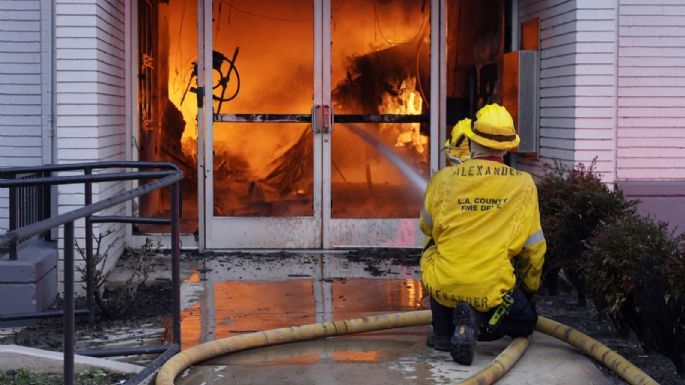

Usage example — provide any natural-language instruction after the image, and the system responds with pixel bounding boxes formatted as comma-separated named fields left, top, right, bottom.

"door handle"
left=312, top=105, right=334, bottom=134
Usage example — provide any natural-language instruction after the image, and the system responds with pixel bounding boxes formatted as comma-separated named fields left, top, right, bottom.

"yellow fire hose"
left=535, top=316, right=658, bottom=385
left=155, top=311, right=658, bottom=385
left=456, top=335, right=530, bottom=385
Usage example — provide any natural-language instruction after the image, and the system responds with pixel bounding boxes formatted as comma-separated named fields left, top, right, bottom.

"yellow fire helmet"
left=463, top=103, right=520, bottom=150
left=443, top=118, right=471, bottom=164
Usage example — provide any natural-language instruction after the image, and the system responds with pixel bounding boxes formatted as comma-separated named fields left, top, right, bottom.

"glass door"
left=203, top=0, right=324, bottom=248
left=142, top=0, right=509, bottom=249
left=325, top=0, right=434, bottom=247
left=202, top=0, right=438, bottom=249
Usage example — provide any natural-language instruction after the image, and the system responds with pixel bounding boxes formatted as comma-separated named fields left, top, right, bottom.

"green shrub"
left=583, top=215, right=665, bottom=314
left=637, top=238, right=685, bottom=377
left=0, top=368, right=126, bottom=385
left=583, top=214, right=685, bottom=377
left=537, top=160, right=636, bottom=305
left=664, top=244, right=685, bottom=301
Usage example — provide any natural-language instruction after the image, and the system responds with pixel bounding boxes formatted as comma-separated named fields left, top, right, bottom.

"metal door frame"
left=323, top=0, right=444, bottom=248
left=200, top=0, right=446, bottom=249
left=201, top=0, right=324, bottom=249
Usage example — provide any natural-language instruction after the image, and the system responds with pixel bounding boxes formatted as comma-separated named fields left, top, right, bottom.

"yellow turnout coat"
left=419, top=158, right=546, bottom=312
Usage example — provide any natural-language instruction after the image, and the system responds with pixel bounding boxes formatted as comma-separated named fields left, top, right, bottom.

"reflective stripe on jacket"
left=419, top=158, right=546, bottom=312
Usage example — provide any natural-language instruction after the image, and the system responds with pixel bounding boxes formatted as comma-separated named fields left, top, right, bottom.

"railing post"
left=84, top=168, right=94, bottom=324
left=64, top=221, right=75, bottom=385
left=8, top=176, right=18, bottom=260
left=42, top=171, right=52, bottom=240
left=171, top=181, right=181, bottom=346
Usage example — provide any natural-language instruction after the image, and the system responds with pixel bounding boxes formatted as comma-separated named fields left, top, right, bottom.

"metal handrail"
left=0, top=160, right=180, bottom=176
left=0, top=172, right=179, bottom=244
left=0, top=161, right=184, bottom=385
left=0, top=161, right=182, bottom=259
left=0, top=170, right=178, bottom=187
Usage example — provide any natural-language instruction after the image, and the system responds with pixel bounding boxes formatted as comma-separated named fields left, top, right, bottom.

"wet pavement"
left=175, top=252, right=620, bottom=385
left=179, top=252, right=423, bottom=349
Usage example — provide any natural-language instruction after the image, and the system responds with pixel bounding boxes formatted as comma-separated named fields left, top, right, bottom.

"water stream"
left=342, top=124, right=429, bottom=192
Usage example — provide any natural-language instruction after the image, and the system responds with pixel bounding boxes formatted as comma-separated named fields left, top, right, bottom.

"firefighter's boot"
left=426, top=332, right=452, bottom=352
left=450, top=302, right=479, bottom=365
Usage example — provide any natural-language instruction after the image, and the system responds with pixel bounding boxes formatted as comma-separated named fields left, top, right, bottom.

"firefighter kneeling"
left=420, top=103, right=546, bottom=365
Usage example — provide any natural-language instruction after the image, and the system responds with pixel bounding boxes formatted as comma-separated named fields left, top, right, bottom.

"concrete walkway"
left=176, top=328, right=616, bottom=385
left=0, top=345, right=143, bottom=374
left=173, top=252, right=620, bottom=385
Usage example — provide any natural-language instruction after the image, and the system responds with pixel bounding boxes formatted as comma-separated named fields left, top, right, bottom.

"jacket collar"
left=471, top=156, right=504, bottom=163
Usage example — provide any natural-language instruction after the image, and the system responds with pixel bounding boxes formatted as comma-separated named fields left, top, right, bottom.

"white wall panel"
left=55, top=0, right=127, bottom=289
left=0, top=0, right=44, bottom=231
left=518, top=0, right=618, bottom=183
left=617, top=0, right=685, bottom=180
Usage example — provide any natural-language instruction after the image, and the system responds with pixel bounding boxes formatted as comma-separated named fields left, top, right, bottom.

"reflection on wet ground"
left=180, top=253, right=424, bottom=350
left=177, top=330, right=481, bottom=385
left=175, top=252, right=478, bottom=385
left=175, top=252, right=616, bottom=385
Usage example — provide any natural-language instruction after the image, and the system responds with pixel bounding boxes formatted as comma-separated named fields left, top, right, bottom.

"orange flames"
left=149, top=0, right=429, bottom=220
left=382, top=77, right=428, bottom=154
left=139, top=0, right=509, bottom=228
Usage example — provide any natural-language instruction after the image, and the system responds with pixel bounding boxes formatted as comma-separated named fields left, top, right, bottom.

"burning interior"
left=137, top=0, right=504, bottom=234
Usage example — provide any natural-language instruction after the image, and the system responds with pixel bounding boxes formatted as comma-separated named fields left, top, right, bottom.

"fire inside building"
left=135, top=0, right=528, bottom=249
left=4, top=1, right=685, bottom=383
